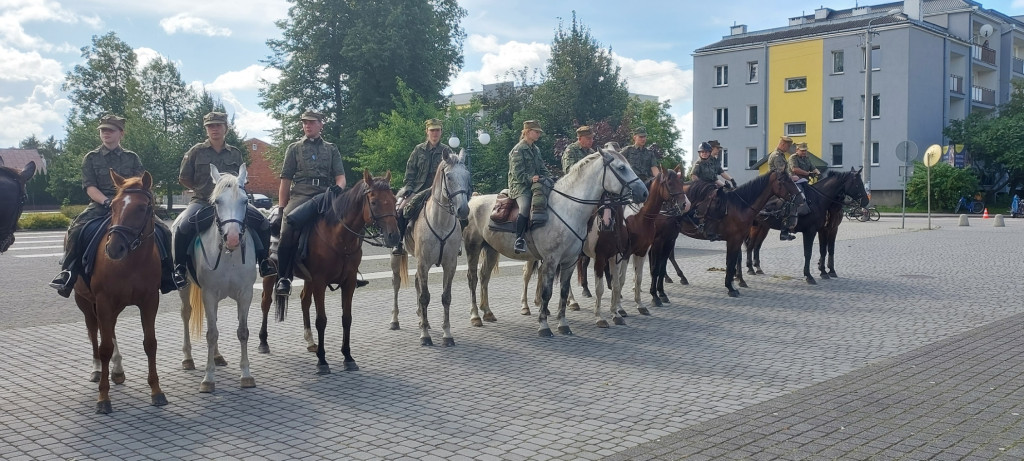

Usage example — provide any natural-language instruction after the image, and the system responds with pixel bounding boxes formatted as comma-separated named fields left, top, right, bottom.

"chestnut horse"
left=259, top=170, right=400, bottom=374
left=744, top=168, right=868, bottom=283
left=0, top=161, right=36, bottom=254
left=74, top=170, right=167, bottom=413
left=677, top=171, right=801, bottom=297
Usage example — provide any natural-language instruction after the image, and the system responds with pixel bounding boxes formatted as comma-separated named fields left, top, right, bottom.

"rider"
left=765, top=135, right=800, bottom=241
left=392, top=118, right=455, bottom=256
left=49, top=115, right=180, bottom=297
left=508, top=120, right=550, bottom=254
left=707, top=140, right=738, bottom=188
left=789, top=142, right=821, bottom=185
left=172, top=111, right=276, bottom=286
left=687, top=142, right=725, bottom=240
left=620, top=126, right=661, bottom=184
left=561, top=125, right=611, bottom=229
left=274, top=110, right=347, bottom=296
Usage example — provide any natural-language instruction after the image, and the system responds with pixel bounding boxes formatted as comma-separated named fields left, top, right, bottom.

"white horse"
left=464, top=149, right=648, bottom=336
left=174, top=164, right=258, bottom=393
left=390, top=150, right=472, bottom=346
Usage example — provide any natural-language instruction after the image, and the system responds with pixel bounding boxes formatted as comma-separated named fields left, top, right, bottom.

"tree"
left=355, top=79, right=443, bottom=187
left=62, top=32, right=140, bottom=119
left=18, top=135, right=59, bottom=206
left=261, top=0, right=467, bottom=183
left=906, top=161, right=979, bottom=210
left=621, top=97, right=685, bottom=171
left=139, top=57, right=193, bottom=137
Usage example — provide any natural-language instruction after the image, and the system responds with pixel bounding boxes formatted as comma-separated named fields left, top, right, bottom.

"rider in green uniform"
left=392, top=118, right=455, bottom=256
left=508, top=120, right=549, bottom=254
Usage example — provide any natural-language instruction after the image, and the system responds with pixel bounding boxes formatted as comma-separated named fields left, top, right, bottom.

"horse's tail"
left=189, top=284, right=204, bottom=340
left=398, top=253, right=409, bottom=288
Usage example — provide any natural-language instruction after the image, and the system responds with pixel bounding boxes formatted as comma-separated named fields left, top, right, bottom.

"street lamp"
left=447, top=116, right=490, bottom=172
left=862, top=8, right=902, bottom=198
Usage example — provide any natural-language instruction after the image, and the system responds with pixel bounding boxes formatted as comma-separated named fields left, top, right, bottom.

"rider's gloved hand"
left=102, top=198, right=112, bottom=209
left=730, top=178, right=738, bottom=189
left=329, top=184, right=343, bottom=195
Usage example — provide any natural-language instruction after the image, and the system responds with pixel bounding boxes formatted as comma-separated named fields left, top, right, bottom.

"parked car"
left=248, top=193, right=273, bottom=210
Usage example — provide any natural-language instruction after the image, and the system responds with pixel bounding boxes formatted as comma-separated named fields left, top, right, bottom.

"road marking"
left=251, top=260, right=527, bottom=289
left=7, top=245, right=63, bottom=251
left=14, top=253, right=63, bottom=258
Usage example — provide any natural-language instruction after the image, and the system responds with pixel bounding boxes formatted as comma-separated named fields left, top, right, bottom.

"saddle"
left=488, top=192, right=518, bottom=233
left=79, top=215, right=169, bottom=286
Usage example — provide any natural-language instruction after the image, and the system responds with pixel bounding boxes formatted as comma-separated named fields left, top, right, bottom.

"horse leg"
left=614, top=258, right=630, bottom=318
left=658, top=238, right=675, bottom=302
left=826, top=229, right=838, bottom=278
left=440, top=261, right=456, bottom=347
left=94, top=306, right=118, bottom=414
left=593, top=256, right=609, bottom=328
left=200, top=294, right=219, bottom=393
left=668, top=248, right=688, bottom=285
left=520, top=261, right=535, bottom=316
left=632, top=254, right=649, bottom=315
left=312, top=287, right=330, bottom=374
left=534, top=263, right=543, bottom=308
left=416, top=261, right=433, bottom=346
left=725, top=244, right=740, bottom=297
left=258, top=276, right=274, bottom=354
left=578, top=255, right=593, bottom=298
left=390, top=254, right=405, bottom=330
left=647, top=248, right=662, bottom=307
left=536, top=262, right=555, bottom=337
left=339, top=285, right=359, bottom=372
left=179, top=287, right=196, bottom=369
left=663, top=247, right=674, bottom=284
left=567, top=283, right=580, bottom=311
left=803, top=232, right=817, bottom=285
left=237, top=290, right=255, bottom=389
left=555, top=263, right=574, bottom=336
left=302, top=286, right=316, bottom=352
left=79, top=299, right=103, bottom=383
left=478, top=247, right=498, bottom=322
left=139, top=293, right=166, bottom=408
left=110, top=338, right=124, bottom=385
left=466, top=240, right=483, bottom=327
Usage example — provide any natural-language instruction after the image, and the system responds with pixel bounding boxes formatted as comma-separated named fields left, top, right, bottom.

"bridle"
left=345, top=185, right=397, bottom=247
left=543, top=151, right=645, bottom=245
left=198, top=186, right=249, bottom=270
left=432, top=163, right=470, bottom=217
left=106, top=188, right=155, bottom=253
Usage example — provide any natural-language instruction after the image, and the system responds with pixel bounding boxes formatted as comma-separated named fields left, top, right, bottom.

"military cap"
left=425, top=118, right=443, bottom=130
left=795, top=142, right=809, bottom=151
left=575, top=125, right=594, bottom=137
left=203, top=111, right=228, bottom=126
left=708, top=140, right=721, bottom=148
left=779, top=135, right=793, bottom=143
left=300, top=110, right=324, bottom=122
left=98, top=115, right=126, bottom=131
left=523, top=120, right=543, bottom=132
left=632, top=126, right=647, bottom=136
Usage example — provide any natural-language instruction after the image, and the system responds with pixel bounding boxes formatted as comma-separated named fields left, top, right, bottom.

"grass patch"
left=19, top=212, right=70, bottom=230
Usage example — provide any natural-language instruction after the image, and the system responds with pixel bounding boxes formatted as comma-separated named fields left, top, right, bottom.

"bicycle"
left=844, top=204, right=880, bottom=222
left=953, top=195, right=985, bottom=214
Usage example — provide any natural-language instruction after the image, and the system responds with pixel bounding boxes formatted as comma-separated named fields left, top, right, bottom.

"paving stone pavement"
left=0, top=216, right=1020, bottom=460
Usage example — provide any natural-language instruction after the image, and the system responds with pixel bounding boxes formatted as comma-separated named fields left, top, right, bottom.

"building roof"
left=0, top=149, right=46, bottom=173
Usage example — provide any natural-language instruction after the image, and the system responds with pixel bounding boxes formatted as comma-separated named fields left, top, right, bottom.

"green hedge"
left=19, top=213, right=71, bottom=230
left=60, top=204, right=87, bottom=219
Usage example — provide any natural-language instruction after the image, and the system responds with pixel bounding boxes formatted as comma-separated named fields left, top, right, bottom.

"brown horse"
left=74, top=170, right=167, bottom=413
left=744, top=168, right=868, bottom=283
left=0, top=161, right=36, bottom=253
left=259, top=170, right=400, bottom=374
left=677, top=171, right=801, bottom=297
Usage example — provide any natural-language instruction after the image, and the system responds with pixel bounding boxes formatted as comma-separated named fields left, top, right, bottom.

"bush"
left=60, top=204, right=87, bottom=219
left=19, top=213, right=71, bottom=230
left=906, top=161, right=980, bottom=211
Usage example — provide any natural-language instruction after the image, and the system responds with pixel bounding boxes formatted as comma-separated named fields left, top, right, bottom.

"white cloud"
left=159, top=13, right=231, bottom=37
left=0, top=82, right=69, bottom=147
left=448, top=34, right=550, bottom=93
left=676, top=111, right=693, bottom=162
left=133, top=47, right=165, bottom=69
left=0, top=0, right=101, bottom=51
left=206, top=65, right=280, bottom=92
left=0, top=44, right=62, bottom=81
left=615, top=55, right=692, bottom=106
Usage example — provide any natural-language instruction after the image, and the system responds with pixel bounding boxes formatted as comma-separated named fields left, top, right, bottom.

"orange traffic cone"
left=983, top=208, right=990, bottom=219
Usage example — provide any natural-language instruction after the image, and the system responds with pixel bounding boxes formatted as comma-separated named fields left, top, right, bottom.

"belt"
left=294, top=177, right=330, bottom=187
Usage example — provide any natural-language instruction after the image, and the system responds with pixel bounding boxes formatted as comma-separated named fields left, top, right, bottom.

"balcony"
left=972, top=45, right=996, bottom=65
left=1014, top=57, right=1024, bottom=75
left=972, top=85, right=996, bottom=105
left=950, top=74, right=964, bottom=94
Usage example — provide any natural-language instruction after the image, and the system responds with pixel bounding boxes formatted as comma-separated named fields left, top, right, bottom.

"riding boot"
left=514, top=215, right=529, bottom=254
left=172, top=219, right=196, bottom=287
left=392, top=213, right=408, bottom=256
left=274, top=225, right=299, bottom=296
left=245, top=205, right=277, bottom=277
left=779, top=215, right=797, bottom=241
left=50, top=229, right=82, bottom=298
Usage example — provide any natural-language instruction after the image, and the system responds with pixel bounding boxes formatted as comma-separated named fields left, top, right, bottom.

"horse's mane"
left=326, top=176, right=392, bottom=222
left=687, top=180, right=717, bottom=201
left=725, top=173, right=773, bottom=206
left=210, top=172, right=243, bottom=204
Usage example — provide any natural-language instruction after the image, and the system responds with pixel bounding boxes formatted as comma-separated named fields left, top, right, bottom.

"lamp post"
left=862, top=9, right=902, bottom=198
left=447, top=116, right=490, bottom=172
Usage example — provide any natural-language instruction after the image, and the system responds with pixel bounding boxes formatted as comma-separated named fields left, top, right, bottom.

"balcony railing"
left=950, top=74, right=964, bottom=94
left=1013, top=57, right=1024, bottom=74
left=972, top=45, right=996, bottom=65
left=972, top=85, right=996, bottom=105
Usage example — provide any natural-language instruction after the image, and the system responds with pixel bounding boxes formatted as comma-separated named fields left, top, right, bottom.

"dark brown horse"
left=74, top=170, right=167, bottom=413
left=0, top=161, right=36, bottom=253
left=744, top=168, right=868, bottom=283
left=259, top=170, right=400, bottom=374
left=676, top=171, right=801, bottom=297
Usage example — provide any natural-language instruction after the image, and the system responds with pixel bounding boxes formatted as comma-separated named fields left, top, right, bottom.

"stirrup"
left=49, top=270, right=71, bottom=290
left=514, top=238, right=527, bottom=254
left=391, top=243, right=406, bottom=256
left=171, top=265, right=188, bottom=289
left=275, top=278, right=292, bottom=296
left=258, top=260, right=277, bottom=277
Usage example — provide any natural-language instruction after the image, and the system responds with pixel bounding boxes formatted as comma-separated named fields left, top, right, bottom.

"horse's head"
left=598, top=147, right=648, bottom=203
left=209, top=164, right=249, bottom=251
left=361, top=169, right=401, bottom=248
left=769, top=170, right=803, bottom=209
left=106, top=169, right=155, bottom=260
left=847, top=167, right=870, bottom=207
left=438, top=149, right=472, bottom=220
left=651, top=168, right=689, bottom=214
left=0, top=161, right=36, bottom=253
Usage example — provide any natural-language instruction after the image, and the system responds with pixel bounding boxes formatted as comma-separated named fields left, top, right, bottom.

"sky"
left=3, top=0, right=1024, bottom=161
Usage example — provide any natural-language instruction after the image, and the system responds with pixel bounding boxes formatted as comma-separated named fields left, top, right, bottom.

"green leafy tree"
left=944, top=79, right=1024, bottom=199
left=355, top=79, right=444, bottom=187
left=62, top=32, right=140, bottom=118
left=18, top=135, right=59, bottom=206
left=906, top=161, right=979, bottom=210
left=621, top=97, right=685, bottom=171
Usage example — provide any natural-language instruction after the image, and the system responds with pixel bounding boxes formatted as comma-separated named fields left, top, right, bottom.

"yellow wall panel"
left=767, top=40, right=823, bottom=159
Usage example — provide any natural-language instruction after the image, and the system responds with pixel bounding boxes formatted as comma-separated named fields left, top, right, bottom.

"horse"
left=463, top=149, right=648, bottom=336
left=676, top=171, right=801, bottom=297
left=174, top=164, right=259, bottom=392
left=390, top=150, right=471, bottom=346
left=73, top=170, right=167, bottom=414
left=258, top=170, right=400, bottom=374
left=744, top=168, right=868, bottom=284
left=0, top=161, right=36, bottom=254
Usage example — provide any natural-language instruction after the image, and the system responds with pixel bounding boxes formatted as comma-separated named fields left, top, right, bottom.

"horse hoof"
left=637, top=307, right=651, bottom=316
left=617, top=309, right=628, bottom=317
left=112, top=372, right=125, bottom=385
left=181, top=359, right=195, bottom=370
left=389, top=321, right=400, bottom=331
left=806, top=277, right=817, bottom=285
left=568, top=303, right=580, bottom=311
left=739, top=281, right=749, bottom=288
left=307, top=344, right=318, bottom=353
left=755, top=269, right=765, bottom=275
left=240, top=377, right=256, bottom=388
left=151, top=393, right=167, bottom=407
left=421, top=337, right=433, bottom=347
left=746, top=269, right=755, bottom=275
left=651, top=297, right=663, bottom=307
left=443, top=338, right=455, bottom=347
left=470, top=318, right=483, bottom=327
left=538, top=328, right=553, bottom=337
left=96, top=399, right=112, bottom=414
left=659, top=294, right=669, bottom=303
left=680, top=278, right=689, bottom=285
left=317, top=364, right=332, bottom=375
left=596, top=319, right=609, bottom=328
left=819, top=272, right=830, bottom=280
left=344, top=361, right=359, bottom=371
left=89, top=371, right=101, bottom=383
left=728, top=290, right=739, bottom=298
left=557, top=325, right=573, bottom=335
left=521, top=308, right=531, bottom=316
left=612, top=317, right=626, bottom=326
left=258, top=343, right=270, bottom=354
left=581, top=288, right=592, bottom=298
left=483, top=312, right=497, bottom=322
left=199, top=382, right=214, bottom=393
left=828, top=271, right=838, bottom=278
left=214, top=356, right=228, bottom=367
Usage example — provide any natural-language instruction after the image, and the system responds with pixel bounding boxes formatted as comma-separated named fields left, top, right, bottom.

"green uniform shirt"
left=688, top=158, right=723, bottom=182
left=508, top=140, right=548, bottom=199
left=281, top=136, right=346, bottom=198
left=561, top=141, right=595, bottom=173
left=766, top=149, right=792, bottom=176
left=789, top=154, right=815, bottom=178
left=621, top=144, right=656, bottom=182
left=400, top=141, right=454, bottom=198
left=178, top=140, right=244, bottom=203
left=81, top=145, right=144, bottom=197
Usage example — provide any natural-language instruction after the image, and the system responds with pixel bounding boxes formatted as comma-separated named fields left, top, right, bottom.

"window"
left=785, top=122, right=806, bottom=136
left=747, top=105, right=758, bottom=126
left=863, top=45, right=880, bottom=71
left=872, top=142, right=880, bottom=165
left=747, top=61, right=758, bottom=83
left=860, top=94, right=881, bottom=118
left=252, top=143, right=258, bottom=151
left=715, top=65, right=728, bottom=86
left=832, top=51, right=844, bottom=74
left=714, top=108, right=729, bottom=128
left=786, top=77, right=807, bottom=92
left=831, top=98, right=844, bottom=121
left=722, top=149, right=729, bottom=169
left=831, top=144, right=843, bottom=166
left=747, top=148, right=759, bottom=168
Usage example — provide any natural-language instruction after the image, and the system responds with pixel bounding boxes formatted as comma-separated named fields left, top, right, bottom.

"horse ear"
left=142, top=171, right=153, bottom=190
left=110, top=168, right=126, bottom=188
left=442, top=149, right=451, bottom=163
left=363, top=169, right=371, bottom=183
left=459, top=149, right=466, bottom=163
left=674, top=164, right=682, bottom=173
left=237, top=163, right=248, bottom=187
left=384, top=170, right=392, bottom=183
left=20, top=161, right=36, bottom=184
left=209, top=164, right=221, bottom=184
